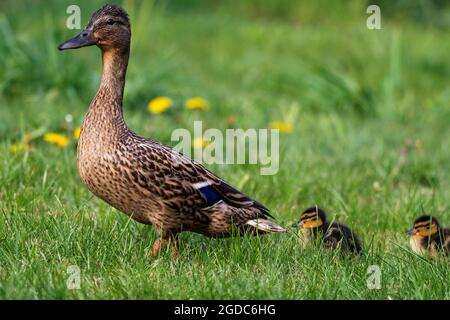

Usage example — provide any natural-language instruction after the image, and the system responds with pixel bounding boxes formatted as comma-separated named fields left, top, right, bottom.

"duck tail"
left=245, top=219, right=287, bottom=233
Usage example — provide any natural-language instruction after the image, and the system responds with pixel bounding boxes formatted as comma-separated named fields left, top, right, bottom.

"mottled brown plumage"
left=58, top=5, right=285, bottom=255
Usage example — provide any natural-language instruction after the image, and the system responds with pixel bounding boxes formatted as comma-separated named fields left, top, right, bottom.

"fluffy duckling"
left=406, top=215, right=450, bottom=257
left=292, top=207, right=363, bottom=256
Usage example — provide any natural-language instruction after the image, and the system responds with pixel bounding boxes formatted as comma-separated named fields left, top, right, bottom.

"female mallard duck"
left=406, top=215, right=450, bottom=257
left=292, top=206, right=363, bottom=256
left=58, top=5, right=285, bottom=256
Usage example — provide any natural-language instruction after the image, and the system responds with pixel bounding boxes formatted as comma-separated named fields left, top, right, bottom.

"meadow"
left=0, top=0, right=449, bottom=299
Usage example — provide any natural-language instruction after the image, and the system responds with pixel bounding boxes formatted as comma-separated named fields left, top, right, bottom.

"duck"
left=292, top=206, right=363, bottom=256
left=406, top=215, right=450, bottom=258
left=58, top=5, right=286, bottom=257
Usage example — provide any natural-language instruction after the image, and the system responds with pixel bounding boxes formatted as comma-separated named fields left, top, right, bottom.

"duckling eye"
left=106, top=19, right=115, bottom=25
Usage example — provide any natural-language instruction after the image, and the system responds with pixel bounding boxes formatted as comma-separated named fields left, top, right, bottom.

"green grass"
left=0, top=0, right=449, bottom=299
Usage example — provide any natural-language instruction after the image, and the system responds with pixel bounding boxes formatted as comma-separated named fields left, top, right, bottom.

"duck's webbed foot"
left=150, top=231, right=178, bottom=259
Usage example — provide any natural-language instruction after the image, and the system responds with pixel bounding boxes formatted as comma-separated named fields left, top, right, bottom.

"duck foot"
left=151, top=238, right=178, bottom=259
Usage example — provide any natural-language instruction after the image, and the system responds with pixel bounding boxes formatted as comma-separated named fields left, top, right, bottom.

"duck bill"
left=58, top=30, right=96, bottom=51
left=405, top=228, right=417, bottom=235
left=291, top=221, right=303, bottom=228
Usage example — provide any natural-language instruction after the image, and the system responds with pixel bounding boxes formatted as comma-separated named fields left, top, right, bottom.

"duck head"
left=292, top=206, right=327, bottom=229
left=58, top=5, right=130, bottom=52
left=406, top=215, right=440, bottom=238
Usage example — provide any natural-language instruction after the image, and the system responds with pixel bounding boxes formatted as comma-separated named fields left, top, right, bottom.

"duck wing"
left=203, top=179, right=271, bottom=216
left=324, top=222, right=363, bottom=255
left=133, top=138, right=273, bottom=219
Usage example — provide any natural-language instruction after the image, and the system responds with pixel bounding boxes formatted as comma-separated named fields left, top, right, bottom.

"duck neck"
left=99, top=47, right=129, bottom=101
left=84, top=46, right=130, bottom=139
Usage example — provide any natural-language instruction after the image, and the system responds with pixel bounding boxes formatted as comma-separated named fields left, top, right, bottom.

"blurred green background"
left=0, top=0, right=449, bottom=299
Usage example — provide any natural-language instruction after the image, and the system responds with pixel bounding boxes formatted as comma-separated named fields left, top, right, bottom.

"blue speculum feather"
left=198, top=185, right=222, bottom=207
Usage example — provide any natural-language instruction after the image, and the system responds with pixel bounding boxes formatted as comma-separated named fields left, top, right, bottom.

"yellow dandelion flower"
left=270, top=121, right=294, bottom=134
left=43, top=133, right=70, bottom=148
left=192, top=137, right=210, bottom=149
left=186, top=97, right=208, bottom=110
left=148, top=96, right=172, bottom=114
left=73, top=127, right=81, bottom=140
left=10, top=143, right=31, bottom=154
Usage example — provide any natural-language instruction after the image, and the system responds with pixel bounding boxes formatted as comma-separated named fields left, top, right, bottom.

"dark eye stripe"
left=414, top=223, right=431, bottom=229
left=301, top=214, right=318, bottom=221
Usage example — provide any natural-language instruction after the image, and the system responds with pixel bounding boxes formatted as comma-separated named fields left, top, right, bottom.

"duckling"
left=292, top=207, right=363, bottom=256
left=406, top=215, right=450, bottom=257
left=58, top=5, right=285, bottom=257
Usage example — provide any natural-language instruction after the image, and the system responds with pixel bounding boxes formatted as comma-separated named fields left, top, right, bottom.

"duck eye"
left=106, top=19, right=115, bottom=25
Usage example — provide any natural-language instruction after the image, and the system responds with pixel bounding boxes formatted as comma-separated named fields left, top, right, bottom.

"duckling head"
left=406, top=215, right=440, bottom=238
left=292, top=206, right=327, bottom=229
left=59, top=5, right=130, bottom=52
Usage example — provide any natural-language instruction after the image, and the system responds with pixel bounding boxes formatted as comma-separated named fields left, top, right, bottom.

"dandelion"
left=192, top=137, right=210, bottom=149
left=10, top=132, right=34, bottom=154
left=73, top=127, right=81, bottom=140
left=148, top=96, right=172, bottom=114
left=10, top=143, right=31, bottom=154
left=43, top=133, right=70, bottom=148
left=270, top=121, right=294, bottom=134
left=185, top=97, right=208, bottom=110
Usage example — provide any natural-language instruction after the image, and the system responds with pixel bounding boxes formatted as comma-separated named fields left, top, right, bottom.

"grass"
left=0, top=0, right=449, bottom=299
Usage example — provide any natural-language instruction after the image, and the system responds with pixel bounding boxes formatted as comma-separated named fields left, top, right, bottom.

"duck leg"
left=151, top=230, right=179, bottom=259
